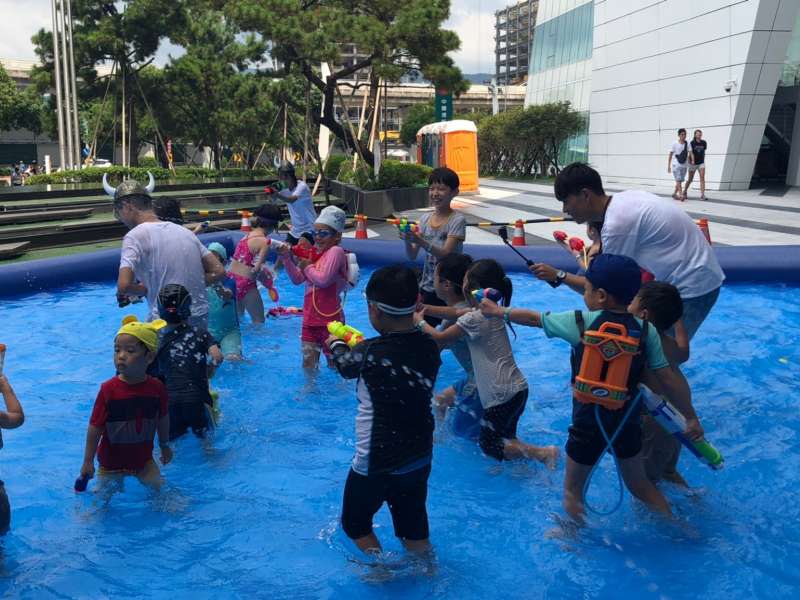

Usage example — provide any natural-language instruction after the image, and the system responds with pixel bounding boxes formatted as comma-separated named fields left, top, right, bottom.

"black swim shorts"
left=479, top=388, right=528, bottom=461
left=566, top=409, right=642, bottom=466
left=341, top=463, right=431, bottom=541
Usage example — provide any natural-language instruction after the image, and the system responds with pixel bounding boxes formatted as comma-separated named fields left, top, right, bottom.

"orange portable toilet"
left=416, top=120, right=479, bottom=193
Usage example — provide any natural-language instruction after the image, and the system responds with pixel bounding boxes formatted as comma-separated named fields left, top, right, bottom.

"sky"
left=0, top=0, right=508, bottom=75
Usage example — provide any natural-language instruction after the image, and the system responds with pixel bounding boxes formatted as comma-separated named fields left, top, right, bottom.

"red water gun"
left=291, top=244, right=323, bottom=263
left=553, top=230, right=568, bottom=243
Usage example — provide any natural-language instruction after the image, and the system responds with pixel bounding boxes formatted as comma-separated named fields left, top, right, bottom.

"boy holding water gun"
left=326, top=266, right=441, bottom=556
left=79, top=318, right=172, bottom=491
left=0, top=344, right=24, bottom=532
left=480, top=254, right=705, bottom=523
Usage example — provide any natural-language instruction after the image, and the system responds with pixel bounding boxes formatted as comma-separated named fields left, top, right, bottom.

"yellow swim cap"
left=116, top=315, right=166, bottom=351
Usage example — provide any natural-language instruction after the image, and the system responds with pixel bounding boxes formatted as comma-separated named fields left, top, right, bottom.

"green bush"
left=324, top=154, right=348, bottom=179
left=25, top=165, right=276, bottom=186
left=336, top=159, right=431, bottom=191
left=138, top=156, right=160, bottom=168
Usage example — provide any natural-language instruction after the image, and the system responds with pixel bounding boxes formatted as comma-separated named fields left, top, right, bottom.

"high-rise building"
left=495, top=1, right=539, bottom=86
left=526, top=0, right=800, bottom=191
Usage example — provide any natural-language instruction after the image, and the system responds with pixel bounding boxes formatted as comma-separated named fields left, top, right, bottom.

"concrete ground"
left=344, top=178, right=800, bottom=247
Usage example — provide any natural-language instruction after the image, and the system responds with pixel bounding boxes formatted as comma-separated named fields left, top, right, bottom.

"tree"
left=0, top=64, right=44, bottom=134
left=399, top=101, right=434, bottom=146
left=226, top=0, right=468, bottom=165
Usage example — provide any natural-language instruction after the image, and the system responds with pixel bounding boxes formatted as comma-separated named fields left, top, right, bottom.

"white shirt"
left=279, top=181, right=316, bottom=238
left=120, top=221, right=211, bottom=318
left=601, top=190, right=725, bottom=298
left=670, top=140, right=690, bottom=166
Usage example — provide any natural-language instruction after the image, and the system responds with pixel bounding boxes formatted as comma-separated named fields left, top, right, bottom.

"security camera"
left=724, top=80, right=736, bottom=93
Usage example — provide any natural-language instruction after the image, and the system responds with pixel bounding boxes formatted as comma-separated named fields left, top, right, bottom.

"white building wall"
left=589, top=0, right=800, bottom=191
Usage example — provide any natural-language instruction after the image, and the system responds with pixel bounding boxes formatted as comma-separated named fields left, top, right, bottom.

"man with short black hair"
left=108, top=175, right=225, bottom=327
left=668, top=128, right=693, bottom=201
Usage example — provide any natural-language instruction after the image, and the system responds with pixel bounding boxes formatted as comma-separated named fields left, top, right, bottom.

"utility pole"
left=65, top=0, right=81, bottom=168
left=57, top=0, right=74, bottom=168
left=50, top=0, right=67, bottom=170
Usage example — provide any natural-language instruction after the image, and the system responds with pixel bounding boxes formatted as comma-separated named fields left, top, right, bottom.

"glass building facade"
left=529, top=1, right=593, bottom=75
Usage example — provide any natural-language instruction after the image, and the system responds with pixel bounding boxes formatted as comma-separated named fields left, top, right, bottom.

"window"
left=528, top=1, right=593, bottom=76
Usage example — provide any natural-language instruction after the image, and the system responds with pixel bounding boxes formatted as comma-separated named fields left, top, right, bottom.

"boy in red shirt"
left=79, top=316, right=173, bottom=489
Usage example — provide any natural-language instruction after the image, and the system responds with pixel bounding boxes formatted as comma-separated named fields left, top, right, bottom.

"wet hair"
left=436, top=253, right=473, bottom=296
left=464, top=259, right=515, bottom=337
left=366, top=265, right=419, bottom=317
left=153, top=197, right=184, bottom=224
left=636, top=281, right=683, bottom=331
left=114, top=194, right=152, bottom=211
left=428, top=167, right=459, bottom=191
left=553, top=162, right=605, bottom=201
left=157, top=283, right=192, bottom=324
left=252, top=203, right=283, bottom=229
left=678, top=128, right=686, bottom=136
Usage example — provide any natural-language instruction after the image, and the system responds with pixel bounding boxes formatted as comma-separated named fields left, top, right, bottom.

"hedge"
left=25, top=166, right=276, bottom=186
left=336, top=159, right=431, bottom=191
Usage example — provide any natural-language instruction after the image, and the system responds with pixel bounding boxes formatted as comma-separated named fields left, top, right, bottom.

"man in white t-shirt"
left=533, top=163, right=723, bottom=340
left=267, top=161, right=317, bottom=245
left=668, top=128, right=694, bottom=201
left=109, top=177, right=225, bottom=327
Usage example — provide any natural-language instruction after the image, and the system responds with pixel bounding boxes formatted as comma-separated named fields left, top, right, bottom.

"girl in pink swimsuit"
left=229, top=204, right=283, bottom=324
left=280, top=206, right=349, bottom=369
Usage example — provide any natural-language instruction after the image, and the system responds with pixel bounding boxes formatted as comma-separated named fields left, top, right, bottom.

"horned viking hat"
left=102, top=172, right=156, bottom=202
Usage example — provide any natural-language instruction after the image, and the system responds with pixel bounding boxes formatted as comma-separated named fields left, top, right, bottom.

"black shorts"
left=479, top=388, right=528, bottom=461
left=0, top=480, right=10, bottom=534
left=566, top=409, right=642, bottom=466
left=169, top=402, right=210, bottom=441
left=286, top=232, right=314, bottom=246
left=420, top=289, right=446, bottom=327
left=341, top=464, right=431, bottom=541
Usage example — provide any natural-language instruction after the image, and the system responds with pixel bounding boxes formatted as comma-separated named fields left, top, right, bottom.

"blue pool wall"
left=0, top=232, right=798, bottom=299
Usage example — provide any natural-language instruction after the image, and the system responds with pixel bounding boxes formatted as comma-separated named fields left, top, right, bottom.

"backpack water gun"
left=574, top=321, right=642, bottom=410
left=327, top=321, right=365, bottom=348
left=641, top=388, right=724, bottom=469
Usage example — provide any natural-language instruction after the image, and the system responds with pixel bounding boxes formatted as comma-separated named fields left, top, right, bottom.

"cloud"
left=3, top=0, right=511, bottom=75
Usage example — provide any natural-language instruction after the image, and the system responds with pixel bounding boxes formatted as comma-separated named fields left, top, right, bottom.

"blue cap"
left=585, top=254, right=642, bottom=305
left=208, top=242, right=227, bottom=261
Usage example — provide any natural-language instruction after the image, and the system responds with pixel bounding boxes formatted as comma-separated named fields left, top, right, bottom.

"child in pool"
left=151, top=284, right=223, bottom=440
left=0, top=366, right=25, bottom=533
left=326, top=265, right=441, bottom=556
left=229, top=204, right=284, bottom=325
left=479, top=254, right=704, bottom=523
left=279, top=206, right=349, bottom=370
left=206, top=242, right=243, bottom=361
left=628, top=281, right=691, bottom=486
left=267, top=161, right=316, bottom=246
left=424, top=253, right=484, bottom=440
left=417, top=259, right=558, bottom=465
left=79, top=317, right=172, bottom=489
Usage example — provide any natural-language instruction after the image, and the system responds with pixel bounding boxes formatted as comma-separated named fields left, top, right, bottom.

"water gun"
left=553, top=230, right=568, bottom=242
left=256, top=264, right=279, bottom=302
left=641, top=388, right=724, bottom=470
left=74, top=473, right=91, bottom=492
left=327, top=321, right=365, bottom=348
left=396, top=218, right=419, bottom=234
left=264, top=181, right=285, bottom=194
left=568, top=237, right=585, bottom=253
left=292, top=244, right=323, bottom=263
left=267, top=306, right=303, bottom=318
left=472, top=288, right=503, bottom=303
left=116, top=293, right=143, bottom=308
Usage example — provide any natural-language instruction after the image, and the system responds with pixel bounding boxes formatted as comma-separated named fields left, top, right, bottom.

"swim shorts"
left=169, top=401, right=211, bottom=441
left=479, top=388, right=528, bottom=461
left=450, top=377, right=483, bottom=441
left=0, top=481, right=10, bottom=533
left=566, top=412, right=642, bottom=466
left=301, top=324, right=333, bottom=356
left=218, top=329, right=243, bottom=357
left=341, top=463, right=431, bottom=541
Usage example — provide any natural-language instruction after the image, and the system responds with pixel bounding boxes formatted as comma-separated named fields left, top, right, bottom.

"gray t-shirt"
left=441, top=301, right=476, bottom=398
left=456, top=310, right=527, bottom=409
left=418, top=211, right=467, bottom=292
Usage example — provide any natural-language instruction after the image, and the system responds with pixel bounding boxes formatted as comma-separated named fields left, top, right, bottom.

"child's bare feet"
left=539, top=445, right=559, bottom=470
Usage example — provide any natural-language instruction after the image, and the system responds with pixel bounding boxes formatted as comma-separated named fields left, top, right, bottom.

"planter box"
left=329, top=180, right=429, bottom=218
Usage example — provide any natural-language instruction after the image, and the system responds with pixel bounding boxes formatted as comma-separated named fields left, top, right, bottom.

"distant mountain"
left=462, top=73, right=495, bottom=84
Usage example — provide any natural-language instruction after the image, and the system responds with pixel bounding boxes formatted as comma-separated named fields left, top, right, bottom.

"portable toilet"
left=416, top=120, right=479, bottom=193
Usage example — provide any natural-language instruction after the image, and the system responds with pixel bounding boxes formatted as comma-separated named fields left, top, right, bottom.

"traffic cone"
left=355, top=214, right=368, bottom=240
left=240, top=210, right=252, bottom=232
left=511, top=219, right=526, bottom=246
left=696, top=218, right=711, bottom=244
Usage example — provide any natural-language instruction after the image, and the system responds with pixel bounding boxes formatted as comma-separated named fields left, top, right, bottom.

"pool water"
left=0, top=270, right=799, bottom=599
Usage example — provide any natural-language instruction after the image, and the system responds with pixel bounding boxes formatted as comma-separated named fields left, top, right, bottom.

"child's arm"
left=650, top=366, right=703, bottom=440
left=421, top=304, right=471, bottom=321
left=303, top=248, right=346, bottom=288
left=156, top=414, right=173, bottom=465
left=479, top=299, right=543, bottom=327
left=251, top=238, right=270, bottom=273
left=327, top=339, right=367, bottom=379
left=281, top=253, right=308, bottom=285
left=416, top=319, right=467, bottom=349
left=0, top=376, right=24, bottom=429
left=80, top=425, right=102, bottom=478
left=209, top=343, right=224, bottom=367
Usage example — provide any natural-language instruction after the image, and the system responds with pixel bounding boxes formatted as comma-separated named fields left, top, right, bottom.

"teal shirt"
left=207, top=280, right=239, bottom=341
left=541, top=310, right=669, bottom=371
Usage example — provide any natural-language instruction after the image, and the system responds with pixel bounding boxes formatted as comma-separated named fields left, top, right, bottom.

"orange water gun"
left=327, top=321, right=365, bottom=348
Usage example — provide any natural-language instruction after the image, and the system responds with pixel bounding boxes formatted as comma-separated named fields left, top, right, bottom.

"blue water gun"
left=471, top=288, right=503, bottom=303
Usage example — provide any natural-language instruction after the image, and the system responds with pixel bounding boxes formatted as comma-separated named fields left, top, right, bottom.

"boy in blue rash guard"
left=326, top=266, right=441, bottom=556
left=480, top=254, right=705, bottom=524
left=205, top=243, right=243, bottom=360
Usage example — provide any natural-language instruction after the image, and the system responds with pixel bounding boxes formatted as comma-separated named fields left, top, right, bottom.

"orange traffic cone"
left=696, top=218, right=711, bottom=244
left=240, top=210, right=252, bottom=232
left=511, top=219, right=526, bottom=246
left=355, top=214, right=368, bottom=240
